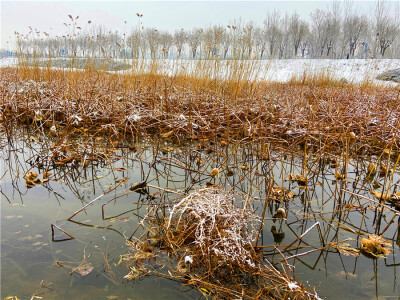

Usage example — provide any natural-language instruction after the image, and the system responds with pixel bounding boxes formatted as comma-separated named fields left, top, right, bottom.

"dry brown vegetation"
left=121, top=188, right=319, bottom=299
left=1, top=65, right=399, bottom=154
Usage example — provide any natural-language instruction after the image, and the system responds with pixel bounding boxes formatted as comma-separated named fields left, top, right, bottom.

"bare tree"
left=174, top=28, right=186, bottom=57
left=227, top=19, right=242, bottom=59
left=202, top=25, right=224, bottom=57
left=254, top=27, right=267, bottom=59
left=264, top=11, right=282, bottom=58
left=145, top=28, right=160, bottom=59
left=188, top=28, right=202, bottom=58
left=159, top=31, right=172, bottom=58
left=126, top=29, right=140, bottom=58
left=289, top=13, right=309, bottom=57
left=10, top=3, right=400, bottom=60
left=279, top=13, right=290, bottom=59
left=221, top=28, right=231, bottom=59
left=374, top=0, right=399, bottom=57
left=343, top=14, right=368, bottom=57
left=242, top=21, right=256, bottom=58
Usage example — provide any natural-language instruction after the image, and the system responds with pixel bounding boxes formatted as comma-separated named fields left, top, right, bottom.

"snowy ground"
left=1, top=57, right=399, bottom=86
left=260, top=59, right=399, bottom=84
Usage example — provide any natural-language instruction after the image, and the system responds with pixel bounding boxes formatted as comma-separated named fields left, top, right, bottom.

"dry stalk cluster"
left=1, top=67, right=400, bottom=153
left=167, top=188, right=260, bottom=267
left=125, top=188, right=320, bottom=299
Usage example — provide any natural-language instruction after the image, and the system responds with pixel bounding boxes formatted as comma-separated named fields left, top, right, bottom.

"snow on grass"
left=2, top=57, right=398, bottom=85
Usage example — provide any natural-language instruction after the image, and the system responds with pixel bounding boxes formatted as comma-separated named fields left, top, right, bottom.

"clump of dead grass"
left=166, top=188, right=260, bottom=266
left=122, top=188, right=320, bottom=299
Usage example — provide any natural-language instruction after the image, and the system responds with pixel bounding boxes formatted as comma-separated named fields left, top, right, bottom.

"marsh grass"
left=1, top=63, right=399, bottom=153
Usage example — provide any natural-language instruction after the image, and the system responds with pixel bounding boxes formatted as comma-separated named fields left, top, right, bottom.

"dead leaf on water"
left=70, top=262, right=94, bottom=276
left=195, top=157, right=204, bottom=165
left=370, top=190, right=400, bottom=201
left=210, top=168, right=219, bottom=178
left=330, top=242, right=360, bottom=257
left=360, top=236, right=392, bottom=257
left=25, top=171, right=49, bottom=188
left=287, top=174, right=307, bottom=186
left=379, top=163, right=390, bottom=177
left=26, top=171, right=38, bottom=181
left=54, top=261, right=64, bottom=267
left=273, top=208, right=286, bottom=219
left=271, top=186, right=296, bottom=201
left=369, top=234, right=392, bottom=247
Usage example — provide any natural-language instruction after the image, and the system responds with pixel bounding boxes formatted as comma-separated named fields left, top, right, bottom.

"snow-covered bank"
left=264, top=59, right=399, bottom=85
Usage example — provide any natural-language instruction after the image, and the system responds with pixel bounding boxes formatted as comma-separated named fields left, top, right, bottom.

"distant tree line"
left=13, top=1, right=400, bottom=60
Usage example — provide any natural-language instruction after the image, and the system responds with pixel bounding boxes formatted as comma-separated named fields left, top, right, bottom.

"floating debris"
left=330, top=242, right=360, bottom=257
left=210, top=168, right=219, bottom=178
left=287, top=173, right=307, bottom=186
left=273, top=208, right=287, bottom=219
left=360, top=235, right=392, bottom=257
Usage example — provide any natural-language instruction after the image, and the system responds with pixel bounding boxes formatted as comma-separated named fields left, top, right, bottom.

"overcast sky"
left=0, top=0, right=392, bottom=49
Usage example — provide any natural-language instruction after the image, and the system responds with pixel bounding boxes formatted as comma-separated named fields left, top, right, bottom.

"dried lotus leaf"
left=368, top=234, right=392, bottom=247
left=71, top=262, right=94, bottom=276
left=361, top=237, right=378, bottom=254
left=210, top=168, right=219, bottom=178
left=360, top=236, right=392, bottom=257
left=330, top=243, right=360, bottom=257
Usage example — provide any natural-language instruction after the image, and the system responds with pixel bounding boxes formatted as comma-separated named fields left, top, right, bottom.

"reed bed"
left=1, top=65, right=399, bottom=154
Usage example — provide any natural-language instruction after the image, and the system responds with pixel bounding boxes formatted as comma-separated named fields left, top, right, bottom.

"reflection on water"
left=1, top=129, right=399, bottom=299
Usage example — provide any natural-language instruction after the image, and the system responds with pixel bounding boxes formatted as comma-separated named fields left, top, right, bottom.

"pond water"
left=1, top=129, right=399, bottom=299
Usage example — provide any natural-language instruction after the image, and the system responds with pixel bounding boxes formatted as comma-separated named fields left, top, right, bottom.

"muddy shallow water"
left=1, top=130, right=399, bottom=299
